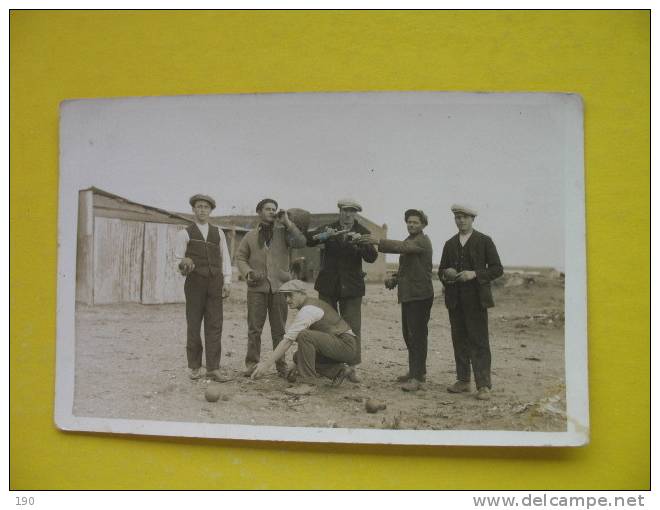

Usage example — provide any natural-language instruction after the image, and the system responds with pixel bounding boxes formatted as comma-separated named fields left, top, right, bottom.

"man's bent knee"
left=297, top=330, right=314, bottom=343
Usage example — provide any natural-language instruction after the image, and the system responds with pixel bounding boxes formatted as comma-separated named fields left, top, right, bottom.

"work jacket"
left=307, top=220, right=378, bottom=298
left=379, top=232, right=434, bottom=304
left=438, top=230, right=503, bottom=309
left=236, top=222, right=307, bottom=293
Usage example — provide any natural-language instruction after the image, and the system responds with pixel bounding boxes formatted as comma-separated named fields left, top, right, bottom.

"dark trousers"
left=294, top=330, right=358, bottom=380
left=318, top=294, right=362, bottom=365
left=401, top=297, right=434, bottom=381
left=245, top=291, right=288, bottom=371
left=184, top=272, right=223, bottom=370
left=448, top=299, right=491, bottom=389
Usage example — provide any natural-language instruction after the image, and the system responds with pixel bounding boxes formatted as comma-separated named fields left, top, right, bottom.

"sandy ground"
left=74, top=276, right=566, bottom=432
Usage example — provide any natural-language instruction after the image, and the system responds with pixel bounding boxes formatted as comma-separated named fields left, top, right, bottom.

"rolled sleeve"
left=218, top=229, right=233, bottom=281
left=174, top=228, right=189, bottom=260
left=283, top=305, right=324, bottom=343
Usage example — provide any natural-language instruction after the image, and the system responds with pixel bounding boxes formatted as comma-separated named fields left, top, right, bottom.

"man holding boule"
left=236, top=198, right=307, bottom=378
left=439, top=204, right=503, bottom=401
left=175, top=194, right=232, bottom=382
left=361, top=209, right=434, bottom=392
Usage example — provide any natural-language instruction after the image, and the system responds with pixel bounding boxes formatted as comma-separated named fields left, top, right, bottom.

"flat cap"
left=337, top=198, right=362, bottom=212
left=256, top=198, right=278, bottom=212
left=189, top=194, right=216, bottom=210
left=278, top=280, right=308, bottom=293
left=405, top=208, right=429, bottom=226
left=451, top=203, right=478, bottom=217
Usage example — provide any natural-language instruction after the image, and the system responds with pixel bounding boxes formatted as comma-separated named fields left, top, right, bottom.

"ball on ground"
left=205, top=386, right=221, bottom=402
left=365, top=399, right=387, bottom=414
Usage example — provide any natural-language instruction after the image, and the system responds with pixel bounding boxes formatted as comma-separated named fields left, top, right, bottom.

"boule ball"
left=443, top=268, right=458, bottom=281
left=365, top=399, right=386, bottom=414
left=204, top=386, right=221, bottom=403
left=286, top=208, right=311, bottom=232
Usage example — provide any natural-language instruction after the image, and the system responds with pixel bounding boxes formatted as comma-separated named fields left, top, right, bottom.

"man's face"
left=454, top=213, right=474, bottom=233
left=285, top=292, right=306, bottom=309
left=259, top=202, right=278, bottom=224
left=406, top=216, right=424, bottom=235
left=339, top=207, right=358, bottom=226
left=193, top=201, right=212, bottom=223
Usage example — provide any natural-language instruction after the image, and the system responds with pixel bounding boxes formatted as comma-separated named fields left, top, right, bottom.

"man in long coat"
left=306, top=198, right=378, bottom=379
left=439, top=204, right=503, bottom=401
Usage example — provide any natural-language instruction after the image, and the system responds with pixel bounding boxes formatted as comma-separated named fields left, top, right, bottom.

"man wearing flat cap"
left=438, top=204, right=503, bottom=401
left=361, top=209, right=434, bottom=392
left=250, top=280, right=357, bottom=387
left=236, top=198, right=307, bottom=378
left=305, top=198, right=378, bottom=379
left=175, top=194, right=232, bottom=382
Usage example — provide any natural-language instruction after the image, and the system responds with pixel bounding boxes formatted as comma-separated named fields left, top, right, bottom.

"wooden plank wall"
left=76, top=190, right=94, bottom=304
left=141, top=223, right=186, bottom=304
left=93, top=218, right=145, bottom=304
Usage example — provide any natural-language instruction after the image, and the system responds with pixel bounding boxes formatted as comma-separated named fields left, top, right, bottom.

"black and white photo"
left=56, top=91, right=587, bottom=446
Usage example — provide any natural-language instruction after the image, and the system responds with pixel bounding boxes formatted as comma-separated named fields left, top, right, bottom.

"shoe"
left=242, top=365, right=256, bottom=377
left=331, top=365, right=354, bottom=387
left=447, top=380, right=471, bottom=393
left=286, top=366, right=299, bottom=383
left=396, top=373, right=426, bottom=383
left=276, top=363, right=288, bottom=379
left=401, top=379, right=422, bottom=392
left=207, top=369, right=231, bottom=383
left=189, top=368, right=202, bottom=380
left=476, top=387, right=491, bottom=400
left=347, top=368, right=361, bottom=383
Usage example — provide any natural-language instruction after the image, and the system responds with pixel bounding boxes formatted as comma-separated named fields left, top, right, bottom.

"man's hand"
left=455, top=270, right=477, bottom=283
left=313, top=227, right=338, bottom=242
left=250, top=361, right=269, bottom=380
left=222, top=283, right=231, bottom=299
left=178, top=257, right=195, bottom=276
left=247, top=271, right=265, bottom=286
left=384, top=275, right=398, bottom=290
left=276, top=210, right=293, bottom=229
left=359, top=234, right=379, bottom=245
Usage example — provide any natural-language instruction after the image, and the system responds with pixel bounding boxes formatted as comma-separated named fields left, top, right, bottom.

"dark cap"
left=256, top=198, right=278, bottom=212
left=189, top=194, right=216, bottom=210
left=404, top=209, right=428, bottom=226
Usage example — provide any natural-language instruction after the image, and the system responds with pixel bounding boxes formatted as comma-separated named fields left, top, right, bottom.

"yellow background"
left=10, top=11, right=650, bottom=489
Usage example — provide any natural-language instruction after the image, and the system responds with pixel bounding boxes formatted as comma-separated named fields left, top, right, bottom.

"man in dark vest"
left=250, top=280, right=357, bottom=386
left=438, top=204, right=503, bottom=401
left=175, top=194, right=232, bottom=382
left=305, top=198, right=378, bottom=381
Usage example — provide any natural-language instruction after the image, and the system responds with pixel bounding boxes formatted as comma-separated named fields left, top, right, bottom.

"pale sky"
left=61, top=92, right=580, bottom=269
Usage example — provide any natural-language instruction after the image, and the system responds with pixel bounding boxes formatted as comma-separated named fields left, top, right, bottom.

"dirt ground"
left=74, top=275, right=566, bottom=432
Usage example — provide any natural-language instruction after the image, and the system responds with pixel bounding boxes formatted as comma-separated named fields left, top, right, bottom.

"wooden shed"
left=76, top=188, right=247, bottom=305
left=215, top=212, right=388, bottom=283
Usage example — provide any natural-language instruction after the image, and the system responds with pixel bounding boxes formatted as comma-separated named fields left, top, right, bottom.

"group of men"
left=176, top=194, right=502, bottom=400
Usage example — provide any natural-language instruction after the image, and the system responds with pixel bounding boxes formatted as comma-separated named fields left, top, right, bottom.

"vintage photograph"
left=55, top=91, right=587, bottom=446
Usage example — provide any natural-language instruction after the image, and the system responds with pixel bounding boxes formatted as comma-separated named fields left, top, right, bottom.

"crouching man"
left=251, top=280, right=357, bottom=386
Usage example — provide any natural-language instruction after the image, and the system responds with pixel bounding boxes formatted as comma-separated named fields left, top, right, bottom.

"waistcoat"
left=185, top=224, right=222, bottom=277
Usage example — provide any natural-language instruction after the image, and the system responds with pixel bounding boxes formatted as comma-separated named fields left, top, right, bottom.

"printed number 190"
left=16, top=497, right=34, bottom=506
